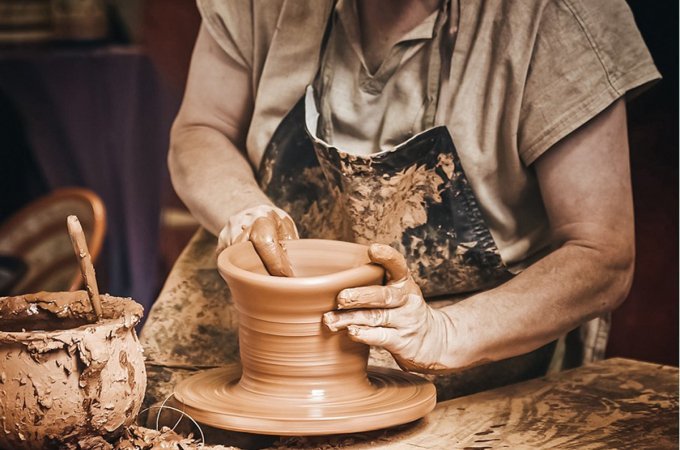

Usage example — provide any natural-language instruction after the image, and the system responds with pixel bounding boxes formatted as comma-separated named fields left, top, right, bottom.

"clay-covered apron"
left=258, top=5, right=510, bottom=299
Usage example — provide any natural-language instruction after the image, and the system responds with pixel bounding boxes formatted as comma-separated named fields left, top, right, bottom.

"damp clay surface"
left=0, top=291, right=146, bottom=450
left=174, top=239, right=436, bottom=436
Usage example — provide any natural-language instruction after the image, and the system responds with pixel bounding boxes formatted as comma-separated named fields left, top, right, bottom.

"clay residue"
left=0, top=290, right=95, bottom=331
left=331, top=152, right=455, bottom=244
left=0, top=293, right=146, bottom=450
left=292, top=166, right=349, bottom=240
left=59, top=425, right=238, bottom=449
left=114, top=425, right=238, bottom=450
left=292, top=154, right=455, bottom=246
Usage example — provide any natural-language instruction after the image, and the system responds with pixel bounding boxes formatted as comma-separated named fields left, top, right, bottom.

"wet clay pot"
left=174, top=239, right=436, bottom=435
left=0, top=291, right=146, bottom=449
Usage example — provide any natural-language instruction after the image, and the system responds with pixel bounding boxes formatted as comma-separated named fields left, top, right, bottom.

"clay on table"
left=174, top=239, right=436, bottom=435
left=0, top=291, right=146, bottom=450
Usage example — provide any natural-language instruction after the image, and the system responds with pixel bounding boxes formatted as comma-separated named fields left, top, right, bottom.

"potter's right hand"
left=217, top=205, right=298, bottom=277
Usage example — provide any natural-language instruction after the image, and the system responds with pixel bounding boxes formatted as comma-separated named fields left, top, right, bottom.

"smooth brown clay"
left=174, top=239, right=436, bottom=436
left=66, top=215, right=103, bottom=319
left=0, top=291, right=146, bottom=449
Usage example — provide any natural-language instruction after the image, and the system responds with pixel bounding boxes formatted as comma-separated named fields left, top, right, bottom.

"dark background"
left=0, top=0, right=677, bottom=365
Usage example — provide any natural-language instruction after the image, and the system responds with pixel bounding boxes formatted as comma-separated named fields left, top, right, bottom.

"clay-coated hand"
left=217, top=205, right=298, bottom=277
left=323, top=244, right=455, bottom=373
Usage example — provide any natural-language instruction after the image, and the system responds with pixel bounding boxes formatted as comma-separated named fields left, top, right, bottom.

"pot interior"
left=226, top=239, right=374, bottom=278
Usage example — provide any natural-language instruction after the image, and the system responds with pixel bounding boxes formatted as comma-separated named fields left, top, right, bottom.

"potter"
left=145, top=0, right=659, bottom=434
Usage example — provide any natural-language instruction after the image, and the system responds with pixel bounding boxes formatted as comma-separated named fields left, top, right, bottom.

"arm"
left=439, top=98, right=634, bottom=368
left=169, top=25, right=272, bottom=236
left=170, top=26, right=297, bottom=272
left=325, top=99, right=634, bottom=372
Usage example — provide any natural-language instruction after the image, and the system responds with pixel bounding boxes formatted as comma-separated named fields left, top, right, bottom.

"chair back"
left=0, top=188, right=106, bottom=294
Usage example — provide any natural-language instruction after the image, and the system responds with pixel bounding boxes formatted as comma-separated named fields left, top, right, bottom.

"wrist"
left=433, top=308, right=483, bottom=371
left=217, top=205, right=296, bottom=253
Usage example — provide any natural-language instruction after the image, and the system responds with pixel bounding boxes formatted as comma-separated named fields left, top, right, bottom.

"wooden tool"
left=66, top=215, right=103, bottom=320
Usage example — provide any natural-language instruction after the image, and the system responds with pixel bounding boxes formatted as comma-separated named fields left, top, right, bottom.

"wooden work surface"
left=264, top=358, right=677, bottom=450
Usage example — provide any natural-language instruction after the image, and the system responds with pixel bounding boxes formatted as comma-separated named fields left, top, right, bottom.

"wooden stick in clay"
left=66, top=215, right=103, bottom=320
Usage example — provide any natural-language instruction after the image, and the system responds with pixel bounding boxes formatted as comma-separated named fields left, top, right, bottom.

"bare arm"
left=440, top=98, right=634, bottom=368
left=326, top=99, right=635, bottom=372
left=169, top=25, right=272, bottom=236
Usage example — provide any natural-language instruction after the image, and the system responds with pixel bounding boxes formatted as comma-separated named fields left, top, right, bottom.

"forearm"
left=168, top=24, right=272, bottom=236
left=439, top=240, right=634, bottom=369
left=168, top=123, right=271, bottom=235
left=438, top=100, right=634, bottom=371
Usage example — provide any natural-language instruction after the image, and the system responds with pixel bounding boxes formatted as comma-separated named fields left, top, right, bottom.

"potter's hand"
left=323, top=244, right=455, bottom=373
left=217, top=205, right=298, bottom=277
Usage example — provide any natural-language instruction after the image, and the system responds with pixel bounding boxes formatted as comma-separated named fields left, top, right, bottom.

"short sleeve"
left=196, top=0, right=253, bottom=69
left=518, top=0, right=661, bottom=165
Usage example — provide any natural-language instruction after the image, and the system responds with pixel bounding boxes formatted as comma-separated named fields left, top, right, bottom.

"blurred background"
left=0, top=0, right=676, bottom=366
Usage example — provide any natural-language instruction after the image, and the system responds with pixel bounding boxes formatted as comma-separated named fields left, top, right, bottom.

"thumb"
left=368, top=244, right=409, bottom=283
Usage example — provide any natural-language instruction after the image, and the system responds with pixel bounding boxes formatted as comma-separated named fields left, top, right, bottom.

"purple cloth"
left=0, top=45, right=179, bottom=310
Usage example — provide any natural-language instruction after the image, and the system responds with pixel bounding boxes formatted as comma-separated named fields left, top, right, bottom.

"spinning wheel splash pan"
left=174, top=239, right=437, bottom=436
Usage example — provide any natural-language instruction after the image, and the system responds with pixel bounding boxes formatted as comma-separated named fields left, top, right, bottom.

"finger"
left=368, top=244, right=409, bottom=283
left=347, top=325, right=400, bottom=349
left=277, top=215, right=299, bottom=240
left=336, top=285, right=406, bottom=309
left=250, top=217, right=294, bottom=277
left=323, top=308, right=393, bottom=332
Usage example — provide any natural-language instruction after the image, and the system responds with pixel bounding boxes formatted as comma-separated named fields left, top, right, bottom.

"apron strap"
left=422, top=1, right=452, bottom=128
left=312, top=1, right=339, bottom=95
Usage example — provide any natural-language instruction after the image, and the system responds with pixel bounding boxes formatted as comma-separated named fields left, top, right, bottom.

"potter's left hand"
left=323, top=244, right=456, bottom=373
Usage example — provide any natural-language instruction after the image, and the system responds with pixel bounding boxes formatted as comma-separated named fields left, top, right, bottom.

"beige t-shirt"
left=197, top=0, right=660, bottom=270
left=315, top=0, right=443, bottom=155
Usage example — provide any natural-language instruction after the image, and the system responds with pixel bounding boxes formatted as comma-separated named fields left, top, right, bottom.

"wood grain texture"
left=264, top=358, right=677, bottom=450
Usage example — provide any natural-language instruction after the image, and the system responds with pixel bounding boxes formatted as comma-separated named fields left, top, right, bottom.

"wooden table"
left=148, top=358, right=676, bottom=449
left=260, top=358, right=677, bottom=450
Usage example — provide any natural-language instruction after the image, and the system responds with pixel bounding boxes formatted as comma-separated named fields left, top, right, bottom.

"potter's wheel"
left=174, top=365, right=436, bottom=436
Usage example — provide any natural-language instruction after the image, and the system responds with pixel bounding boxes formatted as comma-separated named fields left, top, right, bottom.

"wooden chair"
left=0, top=187, right=106, bottom=294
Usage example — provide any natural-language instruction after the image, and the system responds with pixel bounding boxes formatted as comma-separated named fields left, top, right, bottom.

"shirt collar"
left=336, top=0, right=441, bottom=49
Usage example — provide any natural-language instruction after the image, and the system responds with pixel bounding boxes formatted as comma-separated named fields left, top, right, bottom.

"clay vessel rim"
left=218, top=239, right=384, bottom=289
left=0, top=294, right=143, bottom=341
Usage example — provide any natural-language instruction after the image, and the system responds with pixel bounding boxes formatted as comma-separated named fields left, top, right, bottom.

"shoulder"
left=196, top=0, right=332, bottom=69
left=544, top=0, right=658, bottom=93
left=510, top=0, right=659, bottom=163
left=447, top=1, right=658, bottom=165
